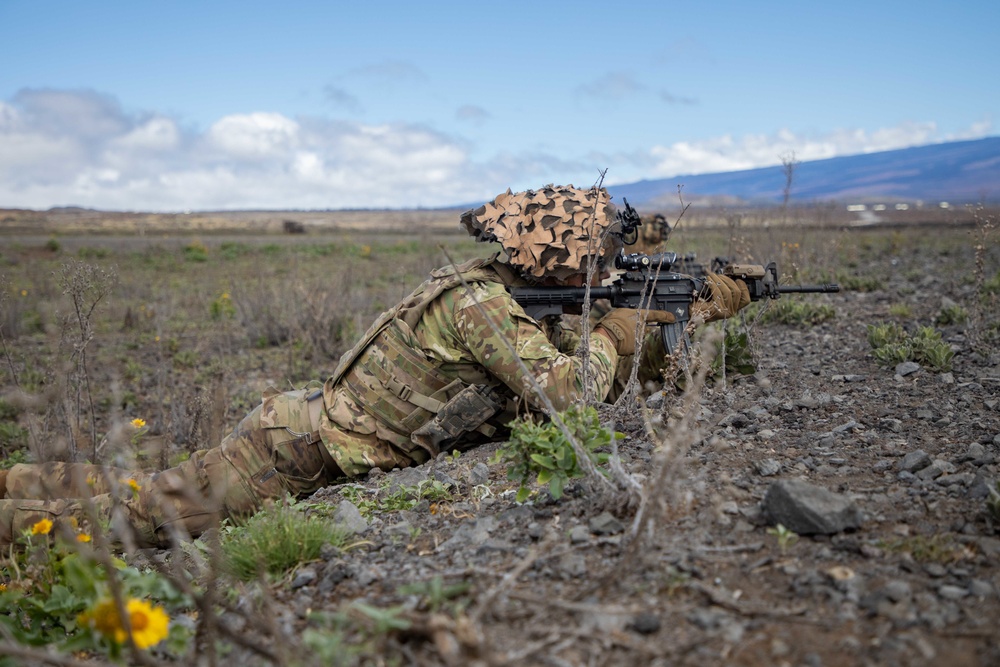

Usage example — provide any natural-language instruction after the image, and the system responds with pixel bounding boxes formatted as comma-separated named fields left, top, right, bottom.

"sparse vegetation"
left=867, top=322, right=955, bottom=372
left=495, top=405, right=615, bottom=502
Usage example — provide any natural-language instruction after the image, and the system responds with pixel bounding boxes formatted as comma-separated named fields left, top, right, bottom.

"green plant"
left=711, top=320, right=757, bottom=376
left=867, top=323, right=954, bottom=372
left=398, top=575, right=470, bottom=613
left=878, top=534, right=969, bottom=563
left=758, top=299, right=836, bottom=326
left=935, top=304, right=969, bottom=325
left=888, top=303, right=912, bottom=318
left=220, top=500, right=350, bottom=581
left=987, top=480, right=1000, bottom=524
left=45, top=237, right=61, bottom=253
left=494, top=405, right=615, bottom=502
left=0, top=522, right=190, bottom=662
left=0, top=398, right=18, bottom=421
left=0, top=421, right=29, bottom=451
left=767, top=523, right=799, bottom=552
left=172, top=349, right=200, bottom=368
left=182, top=240, right=209, bottom=262
left=209, top=291, right=236, bottom=320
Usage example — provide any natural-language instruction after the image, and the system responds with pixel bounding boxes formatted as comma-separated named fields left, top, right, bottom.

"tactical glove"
left=595, top=308, right=676, bottom=356
left=691, top=272, right=751, bottom=323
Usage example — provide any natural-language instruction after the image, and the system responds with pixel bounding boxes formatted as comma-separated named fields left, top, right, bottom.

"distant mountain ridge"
left=608, top=136, right=1000, bottom=208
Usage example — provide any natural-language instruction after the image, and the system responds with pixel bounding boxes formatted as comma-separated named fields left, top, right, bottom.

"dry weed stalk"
left=56, top=260, right=119, bottom=461
left=968, top=205, right=997, bottom=353
left=627, top=329, right=720, bottom=545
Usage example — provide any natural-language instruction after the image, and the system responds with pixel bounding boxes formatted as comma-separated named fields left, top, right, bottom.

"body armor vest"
left=325, top=254, right=523, bottom=456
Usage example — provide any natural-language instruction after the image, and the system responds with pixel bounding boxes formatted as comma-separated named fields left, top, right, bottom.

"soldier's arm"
left=453, top=289, right=619, bottom=411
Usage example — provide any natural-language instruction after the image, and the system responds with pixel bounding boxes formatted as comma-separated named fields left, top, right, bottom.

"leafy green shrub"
left=711, top=321, right=757, bottom=376
left=983, top=269, right=1000, bottom=295
left=935, top=304, right=969, bottom=325
left=888, top=303, right=912, bottom=318
left=758, top=299, right=836, bottom=326
left=495, top=405, right=615, bottom=502
left=182, top=240, right=209, bottom=262
left=0, top=422, right=28, bottom=451
left=866, top=322, right=955, bottom=372
left=209, top=291, right=236, bottom=320
left=220, top=501, right=349, bottom=580
left=0, top=524, right=190, bottom=662
left=45, top=237, right=61, bottom=253
left=0, top=398, right=18, bottom=421
left=218, top=241, right=252, bottom=260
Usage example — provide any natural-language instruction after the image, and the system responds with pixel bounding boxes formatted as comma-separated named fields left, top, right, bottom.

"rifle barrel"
left=778, top=284, right=841, bottom=293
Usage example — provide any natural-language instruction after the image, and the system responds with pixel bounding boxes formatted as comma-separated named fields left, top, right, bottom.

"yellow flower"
left=221, top=292, right=230, bottom=300
left=78, top=598, right=170, bottom=649
left=131, top=418, right=146, bottom=429
left=77, top=533, right=92, bottom=543
left=0, top=583, right=7, bottom=592
left=31, top=518, right=53, bottom=535
left=20, top=290, right=27, bottom=297
left=121, top=478, right=141, bottom=493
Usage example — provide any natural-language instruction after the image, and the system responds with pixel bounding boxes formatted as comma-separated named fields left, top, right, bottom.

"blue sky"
left=1, top=0, right=997, bottom=210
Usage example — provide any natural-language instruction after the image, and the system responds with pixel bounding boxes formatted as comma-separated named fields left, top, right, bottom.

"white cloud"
left=207, top=112, right=300, bottom=159
left=0, top=88, right=993, bottom=211
left=645, top=121, right=991, bottom=178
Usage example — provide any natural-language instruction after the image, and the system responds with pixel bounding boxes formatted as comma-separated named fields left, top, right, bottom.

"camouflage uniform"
left=0, top=254, right=619, bottom=547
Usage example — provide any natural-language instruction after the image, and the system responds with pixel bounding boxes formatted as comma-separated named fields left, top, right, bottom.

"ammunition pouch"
left=410, top=384, right=504, bottom=454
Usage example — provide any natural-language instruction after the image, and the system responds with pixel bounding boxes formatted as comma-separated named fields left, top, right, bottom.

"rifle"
left=510, top=252, right=840, bottom=357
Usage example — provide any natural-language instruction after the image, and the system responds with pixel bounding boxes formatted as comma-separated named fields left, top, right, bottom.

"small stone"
left=558, top=552, right=587, bottom=578
left=762, top=479, right=864, bottom=535
left=924, top=563, right=947, bottom=578
left=883, top=580, right=912, bottom=602
left=916, top=460, right=957, bottom=481
left=755, top=458, right=782, bottom=476
left=757, top=428, right=776, bottom=440
left=589, top=511, right=625, bottom=535
left=969, top=579, right=994, bottom=598
left=936, top=472, right=973, bottom=487
left=938, top=585, right=968, bottom=600
left=900, top=450, right=931, bottom=473
left=832, top=420, right=858, bottom=434
left=967, top=443, right=987, bottom=460
left=895, top=361, right=921, bottom=376
left=569, top=525, right=591, bottom=544
left=469, top=462, right=490, bottom=486
left=878, top=418, right=903, bottom=432
left=332, top=500, right=368, bottom=535
left=291, top=568, right=317, bottom=589
left=628, top=612, right=661, bottom=635
left=939, top=372, right=954, bottom=384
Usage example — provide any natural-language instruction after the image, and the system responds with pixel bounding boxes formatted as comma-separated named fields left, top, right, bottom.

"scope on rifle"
left=615, top=251, right=678, bottom=272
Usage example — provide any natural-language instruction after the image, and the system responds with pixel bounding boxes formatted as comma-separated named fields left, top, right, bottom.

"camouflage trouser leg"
left=0, top=389, right=335, bottom=548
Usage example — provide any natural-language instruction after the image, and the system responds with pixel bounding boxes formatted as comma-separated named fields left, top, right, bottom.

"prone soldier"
left=0, top=185, right=750, bottom=548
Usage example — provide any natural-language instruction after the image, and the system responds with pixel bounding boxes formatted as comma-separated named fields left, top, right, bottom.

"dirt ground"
left=251, top=243, right=1000, bottom=667
left=2, top=220, right=998, bottom=666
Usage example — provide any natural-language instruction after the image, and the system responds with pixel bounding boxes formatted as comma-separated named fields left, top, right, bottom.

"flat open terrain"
left=0, top=209, right=998, bottom=666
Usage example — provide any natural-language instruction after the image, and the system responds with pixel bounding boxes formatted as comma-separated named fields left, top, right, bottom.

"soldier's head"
left=460, top=184, right=623, bottom=282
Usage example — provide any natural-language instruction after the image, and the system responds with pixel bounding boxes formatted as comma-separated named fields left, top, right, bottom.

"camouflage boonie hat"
left=460, top=184, right=622, bottom=281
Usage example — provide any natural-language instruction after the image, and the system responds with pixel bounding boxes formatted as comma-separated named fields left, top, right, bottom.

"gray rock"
left=967, top=443, right=987, bottom=460
left=883, top=579, right=912, bottom=602
left=558, top=552, right=587, bottom=578
left=878, top=418, right=903, bottom=432
left=936, top=472, right=974, bottom=487
left=895, top=361, right=921, bottom=376
left=432, top=469, right=459, bottom=489
left=569, top=525, right=591, bottom=544
left=384, top=520, right=414, bottom=539
left=385, top=467, right=428, bottom=494
left=469, top=462, right=490, bottom=486
left=969, top=579, right=994, bottom=598
left=832, top=420, right=858, bottom=434
left=332, top=500, right=368, bottom=535
left=628, top=612, right=661, bottom=635
left=645, top=392, right=666, bottom=410
left=437, top=516, right=495, bottom=551
left=916, top=459, right=957, bottom=481
left=900, top=450, right=932, bottom=473
left=762, top=478, right=864, bottom=535
left=589, top=511, right=625, bottom=535
left=291, top=568, right=317, bottom=589
left=755, top=458, right=782, bottom=476
left=938, top=585, right=968, bottom=600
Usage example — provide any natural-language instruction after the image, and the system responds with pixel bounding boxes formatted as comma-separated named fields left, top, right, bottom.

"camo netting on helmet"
left=460, top=184, right=621, bottom=281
